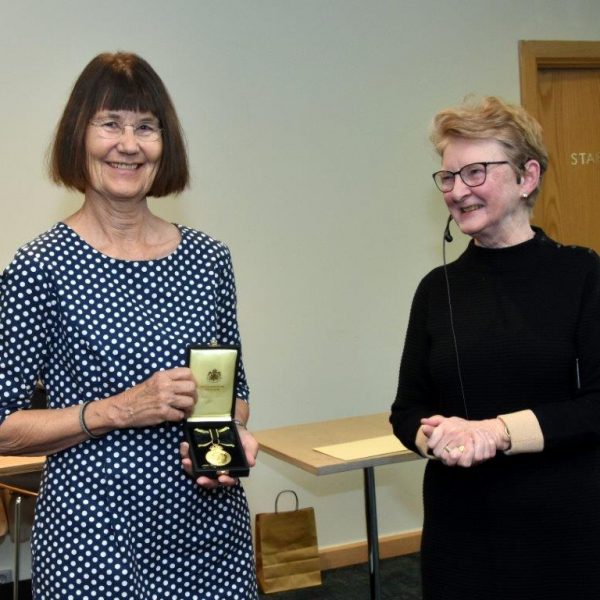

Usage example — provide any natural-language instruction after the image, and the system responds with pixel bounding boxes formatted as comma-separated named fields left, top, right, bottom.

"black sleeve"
left=390, top=277, right=437, bottom=453
left=533, top=252, right=600, bottom=450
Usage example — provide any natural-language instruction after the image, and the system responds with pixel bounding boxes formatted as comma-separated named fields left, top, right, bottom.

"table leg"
left=363, top=466, right=381, bottom=600
left=13, top=494, right=21, bottom=600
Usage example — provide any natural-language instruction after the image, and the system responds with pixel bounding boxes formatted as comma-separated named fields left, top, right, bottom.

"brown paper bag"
left=255, top=490, right=322, bottom=593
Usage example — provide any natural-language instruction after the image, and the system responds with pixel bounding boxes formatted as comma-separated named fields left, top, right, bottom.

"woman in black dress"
left=390, top=96, right=600, bottom=599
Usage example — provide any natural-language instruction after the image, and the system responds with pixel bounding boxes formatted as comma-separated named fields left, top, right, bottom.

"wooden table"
left=0, top=456, right=45, bottom=600
left=254, top=413, right=420, bottom=600
left=0, top=456, right=45, bottom=476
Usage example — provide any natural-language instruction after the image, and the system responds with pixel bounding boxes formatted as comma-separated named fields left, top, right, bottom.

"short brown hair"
left=50, top=52, right=189, bottom=196
left=430, top=96, right=548, bottom=206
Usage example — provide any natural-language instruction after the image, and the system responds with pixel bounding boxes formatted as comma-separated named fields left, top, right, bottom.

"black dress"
left=390, top=229, right=600, bottom=600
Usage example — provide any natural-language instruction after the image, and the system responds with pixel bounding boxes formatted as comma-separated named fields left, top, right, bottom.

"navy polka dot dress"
left=0, top=223, right=258, bottom=599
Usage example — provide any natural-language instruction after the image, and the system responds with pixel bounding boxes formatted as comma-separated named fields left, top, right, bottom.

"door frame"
left=519, top=40, right=600, bottom=117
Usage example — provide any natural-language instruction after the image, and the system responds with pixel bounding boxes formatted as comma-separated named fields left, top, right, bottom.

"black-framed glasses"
left=432, top=161, right=510, bottom=192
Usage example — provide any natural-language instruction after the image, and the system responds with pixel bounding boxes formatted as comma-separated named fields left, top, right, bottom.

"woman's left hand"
left=180, top=425, right=259, bottom=489
left=422, top=415, right=509, bottom=467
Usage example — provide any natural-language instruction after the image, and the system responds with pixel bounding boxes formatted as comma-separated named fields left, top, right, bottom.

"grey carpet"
left=258, top=553, right=422, bottom=599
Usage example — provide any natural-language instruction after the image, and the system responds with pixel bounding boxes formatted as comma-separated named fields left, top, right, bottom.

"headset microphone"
left=444, top=215, right=453, bottom=243
left=442, top=213, right=470, bottom=419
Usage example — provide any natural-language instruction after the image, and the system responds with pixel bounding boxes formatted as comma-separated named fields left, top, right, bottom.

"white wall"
left=1, top=0, right=600, bottom=578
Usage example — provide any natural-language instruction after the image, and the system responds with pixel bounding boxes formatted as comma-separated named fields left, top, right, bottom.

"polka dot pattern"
left=0, top=223, right=257, bottom=599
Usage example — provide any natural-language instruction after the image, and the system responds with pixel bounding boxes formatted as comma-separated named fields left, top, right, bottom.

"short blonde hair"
left=430, top=96, right=548, bottom=206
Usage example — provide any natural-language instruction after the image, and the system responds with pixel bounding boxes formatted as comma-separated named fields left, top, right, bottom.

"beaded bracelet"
left=79, top=400, right=104, bottom=439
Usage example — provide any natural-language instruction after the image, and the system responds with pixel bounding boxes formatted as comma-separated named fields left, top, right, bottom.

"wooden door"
left=519, top=41, right=600, bottom=252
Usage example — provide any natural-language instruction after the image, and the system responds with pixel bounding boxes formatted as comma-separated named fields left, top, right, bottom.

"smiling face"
left=85, top=109, right=163, bottom=203
left=441, top=137, right=534, bottom=248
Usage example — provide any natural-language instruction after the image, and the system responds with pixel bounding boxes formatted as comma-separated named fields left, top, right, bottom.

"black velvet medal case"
left=184, top=344, right=249, bottom=478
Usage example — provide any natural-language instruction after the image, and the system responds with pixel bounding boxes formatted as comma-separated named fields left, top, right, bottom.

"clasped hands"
left=421, top=415, right=510, bottom=467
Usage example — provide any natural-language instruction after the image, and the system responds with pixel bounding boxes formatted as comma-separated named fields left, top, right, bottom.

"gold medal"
left=205, top=443, right=232, bottom=467
left=195, top=427, right=235, bottom=467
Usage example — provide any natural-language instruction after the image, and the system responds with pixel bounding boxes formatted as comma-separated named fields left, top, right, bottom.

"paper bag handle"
left=275, top=489, right=299, bottom=513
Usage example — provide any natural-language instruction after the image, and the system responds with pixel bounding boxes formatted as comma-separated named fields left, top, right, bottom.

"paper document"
left=314, top=434, right=407, bottom=461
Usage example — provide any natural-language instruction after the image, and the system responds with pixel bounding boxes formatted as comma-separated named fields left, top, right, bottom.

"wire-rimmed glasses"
left=89, top=118, right=162, bottom=142
left=432, top=161, right=510, bottom=192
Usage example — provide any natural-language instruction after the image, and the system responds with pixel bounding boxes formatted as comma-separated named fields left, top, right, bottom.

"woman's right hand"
left=0, top=368, right=198, bottom=455
left=421, top=414, right=508, bottom=467
left=89, top=368, right=198, bottom=432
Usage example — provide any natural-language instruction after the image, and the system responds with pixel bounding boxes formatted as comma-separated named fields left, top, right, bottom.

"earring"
left=521, top=193, right=528, bottom=200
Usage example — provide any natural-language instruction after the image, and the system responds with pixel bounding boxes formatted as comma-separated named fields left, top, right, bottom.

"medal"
left=206, top=443, right=232, bottom=466
left=194, top=426, right=235, bottom=467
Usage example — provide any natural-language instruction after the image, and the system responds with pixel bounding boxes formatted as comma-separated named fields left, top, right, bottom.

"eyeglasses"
left=89, top=119, right=162, bottom=142
left=432, top=161, right=510, bottom=192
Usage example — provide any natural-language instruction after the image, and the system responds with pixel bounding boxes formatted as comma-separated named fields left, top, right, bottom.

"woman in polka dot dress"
left=0, top=52, right=258, bottom=599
